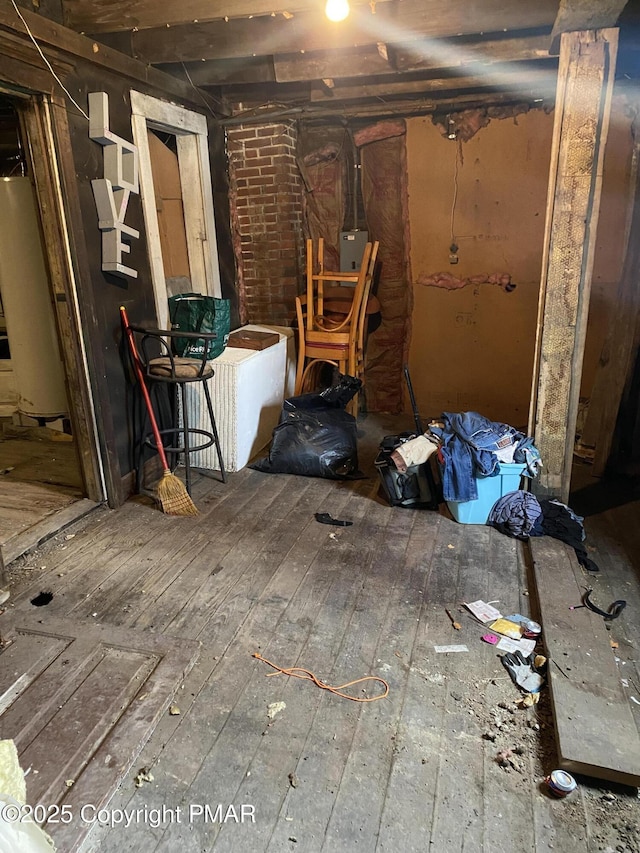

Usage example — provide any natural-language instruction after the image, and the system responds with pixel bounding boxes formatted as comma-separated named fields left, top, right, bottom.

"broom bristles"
left=157, top=469, right=199, bottom=516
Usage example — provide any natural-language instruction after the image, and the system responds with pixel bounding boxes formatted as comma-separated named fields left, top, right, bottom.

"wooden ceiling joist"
left=550, top=0, right=629, bottom=52
left=392, top=32, right=553, bottom=73
left=307, top=60, right=559, bottom=104
left=158, top=57, right=277, bottom=87
left=61, top=0, right=396, bottom=34
left=123, top=1, right=560, bottom=66
left=160, top=31, right=553, bottom=90
left=218, top=89, right=541, bottom=125
left=274, top=46, right=394, bottom=84
left=0, top=4, right=197, bottom=102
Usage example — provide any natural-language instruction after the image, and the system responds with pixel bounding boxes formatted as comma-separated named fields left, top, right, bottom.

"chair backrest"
left=304, top=238, right=373, bottom=336
left=356, top=240, right=380, bottom=360
left=129, top=324, right=213, bottom=380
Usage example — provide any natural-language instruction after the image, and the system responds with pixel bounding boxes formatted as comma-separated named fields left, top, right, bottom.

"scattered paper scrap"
left=169, top=705, right=181, bottom=716
left=434, top=644, right=469, bottom=653
left=267, top=701, right=286, bottom=720
left=464, top=600, right=502, bottom=623
left=65, top=779, right=74, bottom=788
left=495, top=636, right=537, bottom=655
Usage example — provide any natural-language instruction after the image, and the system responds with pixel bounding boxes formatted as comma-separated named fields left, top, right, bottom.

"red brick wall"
left=227, top=121, right=304, bottom=326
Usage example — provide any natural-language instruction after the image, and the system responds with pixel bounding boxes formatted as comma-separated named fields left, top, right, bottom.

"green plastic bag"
left=168, top=293, right=230, bottom=360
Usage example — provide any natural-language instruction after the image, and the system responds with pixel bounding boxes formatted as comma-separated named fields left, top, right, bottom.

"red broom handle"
left=120, top=305, right=171, bottom=472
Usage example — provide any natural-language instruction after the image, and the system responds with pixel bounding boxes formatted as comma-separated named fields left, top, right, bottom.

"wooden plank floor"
left=0, top=424, right=88, bottom=563
left=530, top=534, right=640, bottom=787
left=2, top=415, right=639, bottom=853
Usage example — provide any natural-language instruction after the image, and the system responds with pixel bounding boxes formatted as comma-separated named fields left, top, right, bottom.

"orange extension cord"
left=252, top=652, right=389, bottom=702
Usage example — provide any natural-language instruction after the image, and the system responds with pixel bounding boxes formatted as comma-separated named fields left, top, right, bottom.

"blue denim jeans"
left=433, top=412, right=523, bottom=502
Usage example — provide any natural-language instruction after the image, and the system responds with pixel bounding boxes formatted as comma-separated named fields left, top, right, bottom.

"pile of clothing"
left=428, top=411, right=542, bottom=502
left=488, top=490, right=599, bottom=573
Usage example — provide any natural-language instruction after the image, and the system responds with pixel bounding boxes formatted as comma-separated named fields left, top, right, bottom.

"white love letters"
left=89, top=91, right=139, bottom=278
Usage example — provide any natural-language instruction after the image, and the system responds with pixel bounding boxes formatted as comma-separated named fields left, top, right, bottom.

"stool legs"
left=201, top=379, right=226, bottom=482
left=179, top=382, right=193, bottom=495
left=137, top=377, right=226, bottom=499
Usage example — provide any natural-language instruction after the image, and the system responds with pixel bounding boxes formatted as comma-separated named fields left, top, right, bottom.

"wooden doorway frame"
left=7, top=90, right=106, bottom=505
left=130, top=91, right=222, bottom=330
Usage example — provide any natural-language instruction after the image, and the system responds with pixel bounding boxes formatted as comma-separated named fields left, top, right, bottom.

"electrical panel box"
left=340, top=230, right=369, bottom=274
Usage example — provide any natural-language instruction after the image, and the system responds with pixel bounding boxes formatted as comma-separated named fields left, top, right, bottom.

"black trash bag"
left=250, top=377, right=363, bottom=479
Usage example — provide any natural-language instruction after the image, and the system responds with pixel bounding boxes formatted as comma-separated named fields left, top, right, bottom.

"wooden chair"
left=294, top=238, right=379, bottom=412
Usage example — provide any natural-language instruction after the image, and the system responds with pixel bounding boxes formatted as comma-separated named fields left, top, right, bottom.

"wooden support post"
left=529, top=28, right=618, bottom=502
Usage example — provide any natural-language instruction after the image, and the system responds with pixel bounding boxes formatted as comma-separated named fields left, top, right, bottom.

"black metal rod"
left=403, top=363, right=423, bottom=434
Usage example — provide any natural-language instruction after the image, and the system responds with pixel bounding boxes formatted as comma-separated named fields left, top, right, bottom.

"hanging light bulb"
left=325, top=0, right=350, bottom=22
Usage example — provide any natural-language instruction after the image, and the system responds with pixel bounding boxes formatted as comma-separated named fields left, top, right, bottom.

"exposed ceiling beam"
left=157, top=31, right=553, bottom=90
left=160, top=46, right=392, bottom=88
left=392, top=32, right=553, bottom=73
left=307, top=60, right=558, bottom=104
left=0, top=4, right=199, bottom=103
left=204, top=59, right=557, bottom=114
left=550, top=0, right=629, bottom=52
left=160, top=57, right=277, bottom=86
left=217, top=90, right=548, bottom=125
left=274, top=46, right=393, bottom=83
left=61, top=0, right=396, bottom=34
left=126, top=1, right=560, bottom=65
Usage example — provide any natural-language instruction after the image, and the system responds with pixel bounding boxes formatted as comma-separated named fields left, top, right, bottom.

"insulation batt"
left=417, top=271, right=515, bottom=292
left=352, top=119, right=406, bottom=147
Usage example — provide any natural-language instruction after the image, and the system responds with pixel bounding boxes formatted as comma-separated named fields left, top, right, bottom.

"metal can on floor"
left=545, top=769, right=577, bottom=797
left=521, top=618, right=542, bottom=638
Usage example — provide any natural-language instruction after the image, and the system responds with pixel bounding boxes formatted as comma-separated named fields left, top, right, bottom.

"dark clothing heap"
left=488, top=490, right=600, bottom=573
left=488, top=491, right=542, bottom=540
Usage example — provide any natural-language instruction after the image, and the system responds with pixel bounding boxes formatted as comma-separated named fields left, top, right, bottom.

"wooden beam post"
left=529, top=28, right=618, bottom=502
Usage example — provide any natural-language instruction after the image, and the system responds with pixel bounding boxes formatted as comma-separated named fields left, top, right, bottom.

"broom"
left=120, top=305, right=198, bottom=516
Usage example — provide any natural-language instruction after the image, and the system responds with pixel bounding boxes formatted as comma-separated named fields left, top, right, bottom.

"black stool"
left=130, top=325, right=226, bottom=496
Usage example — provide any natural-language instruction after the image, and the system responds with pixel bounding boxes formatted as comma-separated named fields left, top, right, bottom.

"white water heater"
left=0, top=177, right=68, bottom=419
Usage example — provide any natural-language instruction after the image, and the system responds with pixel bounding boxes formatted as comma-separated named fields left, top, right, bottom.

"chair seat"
left=148, top=357, right=214, bottom=380
left=323, top=287, right=381, bottom=317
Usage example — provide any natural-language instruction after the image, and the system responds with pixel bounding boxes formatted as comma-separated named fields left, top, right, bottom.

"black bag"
left=250, top=377, right=363, bottom=480
left=375, top=432, right=440, bottom=509
left=168, top=292, right=230, bottom=360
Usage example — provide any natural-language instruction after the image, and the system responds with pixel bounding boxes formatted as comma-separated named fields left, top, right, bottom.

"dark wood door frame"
left=4, top=88, right=107, bottom=506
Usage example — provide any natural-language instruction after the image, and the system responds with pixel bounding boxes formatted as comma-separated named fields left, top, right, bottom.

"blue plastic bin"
left=445, top=462, right=527, bottom=524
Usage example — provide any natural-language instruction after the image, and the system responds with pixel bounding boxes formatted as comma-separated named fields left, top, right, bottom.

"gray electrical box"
left=340, top=230, right=369, bottom=274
